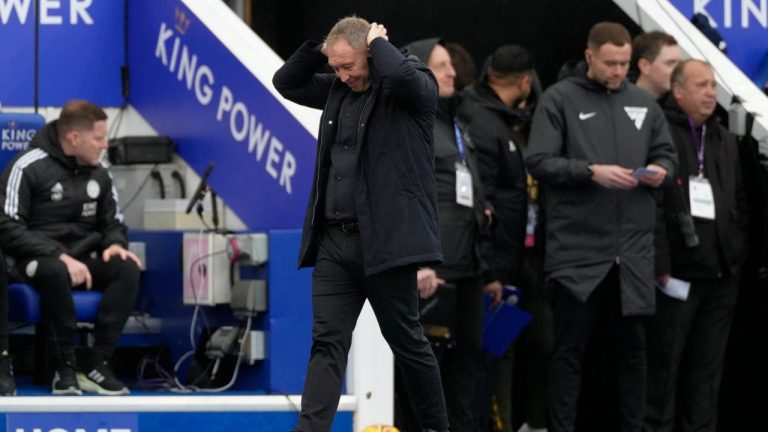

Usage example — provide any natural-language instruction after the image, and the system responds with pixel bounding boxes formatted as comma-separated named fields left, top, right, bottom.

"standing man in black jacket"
left=525, top=22, right=677, bottom=432
left=272, top=17, right=448, bottom=432
left=458, top=44, right=533, bottom=432
left=0, top=100, right=141, bottom=396
left=459, top=45, right=533, bottom=300
left=645, top=59, right=748, bottom=432
left=399, top=37, right=489, bottom=432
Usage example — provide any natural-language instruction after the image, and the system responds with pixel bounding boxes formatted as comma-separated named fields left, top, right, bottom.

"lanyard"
left=453, top=118, right=466, bottom=161
left=687, top=116, right=707, bottom=176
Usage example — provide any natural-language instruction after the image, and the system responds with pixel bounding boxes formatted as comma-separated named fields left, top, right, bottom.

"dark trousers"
left=507, top=249, right=553, bottom=431
left=644, top=276, right=739, bottom=432
left=297, top=227, right=448, bottom=432
left=18, top=256, right=140, bottom=362
left=441, top=277, right=484, bottom=432
left=396, top=277, right=483, bottom=432
left=549, top=266, right=647, bottom=432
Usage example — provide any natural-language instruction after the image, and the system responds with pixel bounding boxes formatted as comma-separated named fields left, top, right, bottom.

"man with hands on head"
left=525, top=22, right=676, bottom=432
left=0, top=100, right=141, bottom=396
left=273, top=17, right=449, bottom=432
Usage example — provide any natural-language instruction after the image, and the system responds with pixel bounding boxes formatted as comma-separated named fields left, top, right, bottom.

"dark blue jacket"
left=273, top=38, right=443, bottom=275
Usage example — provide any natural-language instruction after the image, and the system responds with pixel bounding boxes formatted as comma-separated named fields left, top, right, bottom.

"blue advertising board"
left=0, top=0, right=124, bottom=106
left=670, top=0, right=768, bottom=84
left=7, top=413, right=138, bottom=432
left=128, top=1, right=316, bottom=230
left=0, top=112, right=45, bottom=169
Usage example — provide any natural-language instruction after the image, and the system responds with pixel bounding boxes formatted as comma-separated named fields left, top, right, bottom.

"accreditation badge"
left=689, top=176, right=715, bottom=220
left=455, top=162, right=473, bottom=208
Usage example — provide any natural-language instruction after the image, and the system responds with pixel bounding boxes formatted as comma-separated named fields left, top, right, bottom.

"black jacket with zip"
left=403, top=37, right=489, bottom=281
left=0, top=120, right=127, bottom=260
left=459, top=81, right=529, bottom=285
left=525, top=62, right=677, bottom=315
left=273, top=38, right=443, bottom=275
left=654, top=93, right=748, bottom=281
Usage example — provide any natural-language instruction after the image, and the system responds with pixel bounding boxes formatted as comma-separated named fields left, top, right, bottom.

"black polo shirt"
left=324, top=87, right=371, bottom=222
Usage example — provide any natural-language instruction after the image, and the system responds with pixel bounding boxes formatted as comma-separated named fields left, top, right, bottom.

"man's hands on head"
left=367, top=22, right=388, bottom=46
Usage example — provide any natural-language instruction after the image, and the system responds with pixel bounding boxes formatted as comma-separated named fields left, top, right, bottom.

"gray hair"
left=325, top=16, right=370, bottom=50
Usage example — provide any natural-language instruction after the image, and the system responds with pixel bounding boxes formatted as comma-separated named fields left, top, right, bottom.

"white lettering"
left=155, top=22, right=174, bottom=66
left=248, top=118, right=271, bottom=161
left=280, top=151, right=295, bottom=194
left=216, top=85, right=233, bottom=121
left=70, top=0, right=92, bottom=24
left=194, top=65, right=214, bottom=105
left=725, top=0, right=733, bottom=27
left=177, top=46, right=197, bottom=89
left=1, top=141, right=28, bottom=151
left=40, top=0, right=62, bottom=25
left=49, top=428, right=68, bottom=432
left=742, top=0, right=767, bottom=28
left=169, top=37, right=181, bottom=73
left=0, top=0, right=31, bottom=25
left=265, top=137, right=283, bottom=179
left=1, top=0, right=94, bottom=25
left=230, top=102, right=249, bottom=141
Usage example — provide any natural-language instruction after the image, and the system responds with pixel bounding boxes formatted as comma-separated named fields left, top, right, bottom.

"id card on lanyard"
left=687, top=117, right=715, bottom=220
left=454, top=119, right=473, bottom=208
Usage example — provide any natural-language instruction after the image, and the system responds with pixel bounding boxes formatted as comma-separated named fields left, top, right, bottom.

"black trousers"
left=441, top=277, right=484, bottom=432
left=297, top=227, right=448, bottom=432
left=18, top=256, right=140, bottom=362
left=644, top=276, right=739, bottom=432
left=549, top=266, right=647, bottom=432
left=397, top=276, right=484, bottom=432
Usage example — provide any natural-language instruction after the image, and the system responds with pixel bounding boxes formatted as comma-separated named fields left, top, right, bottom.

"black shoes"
left=52, top=360, right=82, bottom=396
left=0, top=351, right=16, bottom=396
left=77, top=358, right=130, bottom=396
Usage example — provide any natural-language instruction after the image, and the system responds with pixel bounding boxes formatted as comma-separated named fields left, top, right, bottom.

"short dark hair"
left=325, top=16, right=370, bottom=50
left=487, top=44, right=534, bottom=83
left=58, top=100, right=107, bottom=135
left=587, top=22, right=631, bottom=50
left=633, top=31, right=678, bottom=63
left=671, top=58, right=711, bottom=87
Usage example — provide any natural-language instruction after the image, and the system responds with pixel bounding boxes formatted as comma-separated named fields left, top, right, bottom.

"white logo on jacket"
left=508, top=139, right=517, bottom=152
left=624, top=107, right=648, bottom=130
left=86, top=179, right=100, bottom=199
left=81, top=201, right=97, bottom=217
left=50, top=182, right=63, bottom=202
left=579, top=112, right=596, bottom=120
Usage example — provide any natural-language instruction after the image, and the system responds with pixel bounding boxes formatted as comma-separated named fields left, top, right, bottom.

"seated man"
left=0, top=100, right=141, bottom=396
